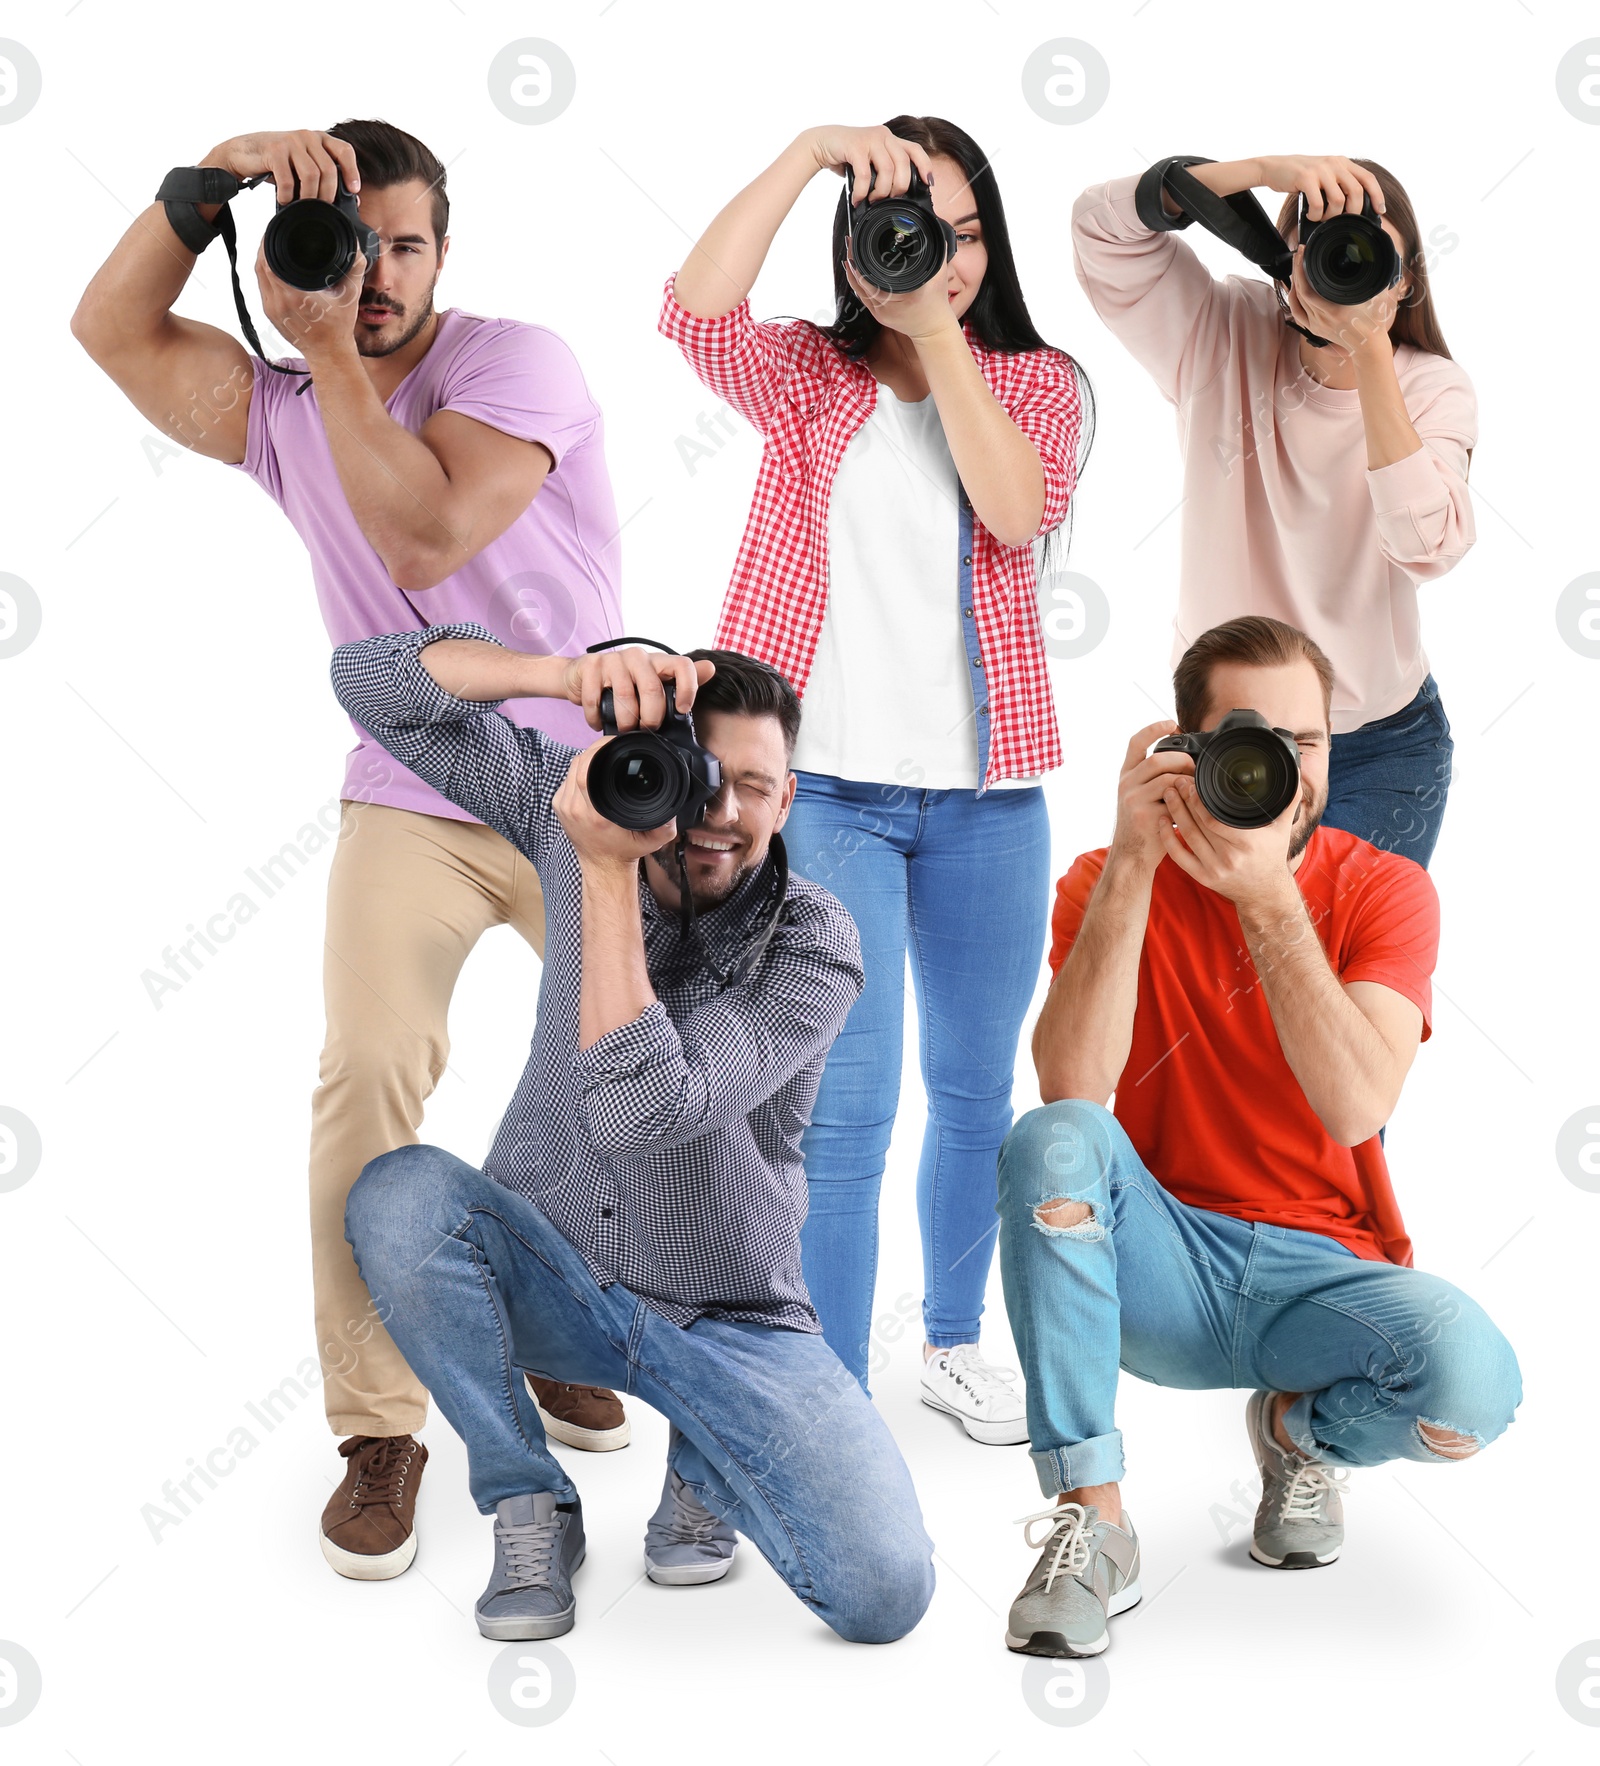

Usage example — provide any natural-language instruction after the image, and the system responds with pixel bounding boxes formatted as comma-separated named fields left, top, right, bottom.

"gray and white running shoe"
left=475, top=1491, right=586, bottom=1640
left=644, top=1467, right=738, bottom=1586
left=1004, top=1501, right=1142, bottom=1657
left=1246, top=1390, right=1349, bottom=1569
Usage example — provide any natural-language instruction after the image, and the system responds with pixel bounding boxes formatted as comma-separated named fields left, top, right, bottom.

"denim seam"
left=632, top=1358, right=823, bottom=1606
left=452, top=1218, right=561, bottom=1479
left=1235, top=1282, right=1415, bottom=1430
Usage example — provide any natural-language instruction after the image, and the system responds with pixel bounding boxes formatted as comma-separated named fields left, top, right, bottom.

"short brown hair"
left=327, top=118, right=448, bottom=247
left=685, top=647, right=802, bottom=755
left=1173, top=616, right=1335, bottom=733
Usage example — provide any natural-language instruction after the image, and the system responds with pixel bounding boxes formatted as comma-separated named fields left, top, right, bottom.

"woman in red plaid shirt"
left=660, top=117, right=1091, bottom=1442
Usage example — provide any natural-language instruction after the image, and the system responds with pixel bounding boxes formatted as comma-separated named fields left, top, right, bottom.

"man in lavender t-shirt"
left=73, top=118, right=633, bottom=1581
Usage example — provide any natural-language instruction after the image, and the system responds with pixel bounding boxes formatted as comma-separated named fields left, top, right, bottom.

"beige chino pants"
left=311, top=800, right=545, bottom=1437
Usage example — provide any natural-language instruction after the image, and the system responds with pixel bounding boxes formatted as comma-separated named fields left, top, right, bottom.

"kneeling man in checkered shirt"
left=331, top=623, right=935, bottom=1644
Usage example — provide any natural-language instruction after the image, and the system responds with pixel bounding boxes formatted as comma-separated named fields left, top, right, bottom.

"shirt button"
left=963, top=607, right=973, bottom=618
left=962, top=555, right=972, bottom=566
left=600, top=1206, right=612, bottom=1219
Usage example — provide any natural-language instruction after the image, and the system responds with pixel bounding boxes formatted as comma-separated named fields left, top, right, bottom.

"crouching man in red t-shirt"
left=999, top=615, right=1520, bottom=1661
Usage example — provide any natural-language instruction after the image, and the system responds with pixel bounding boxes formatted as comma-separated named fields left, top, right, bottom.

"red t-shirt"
left=1048, top=826, right=1439, bottom=1266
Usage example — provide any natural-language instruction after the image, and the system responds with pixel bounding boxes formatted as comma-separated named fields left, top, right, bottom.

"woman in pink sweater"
left=1073, top=154, right=1473, bottom=868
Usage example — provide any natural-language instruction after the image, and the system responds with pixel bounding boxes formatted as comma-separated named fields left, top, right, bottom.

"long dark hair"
left=1274, top=159, right=1452, bottom=360
left=817, top=114, right=1094, bottom=561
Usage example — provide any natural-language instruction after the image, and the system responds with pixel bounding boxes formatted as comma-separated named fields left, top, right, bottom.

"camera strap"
left=1134, top=158, right=1331, bottom=349
left=155, top=166, right=314, bottom=395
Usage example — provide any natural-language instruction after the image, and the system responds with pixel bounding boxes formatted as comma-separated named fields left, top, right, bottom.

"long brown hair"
left=1275, top=160, right=1451, bottom=360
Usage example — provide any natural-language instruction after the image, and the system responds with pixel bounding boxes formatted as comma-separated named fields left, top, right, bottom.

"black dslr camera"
left=1296, top=193, right=1399, bottom=307
left=263, top=171, right=381, bottom=292
left=844, top=167, right=957, bottom=294
left=587, top=679, right=723, bottom=834
left=1153, top=710, right=1301, bottom=829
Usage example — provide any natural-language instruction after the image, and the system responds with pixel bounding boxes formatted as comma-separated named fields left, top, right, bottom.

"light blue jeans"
left=997, top=1101, right=1521, bottom=1496
left=346, top=1144, right=935, bottom=1644
left=782, top=772, right=1052, bottom=1387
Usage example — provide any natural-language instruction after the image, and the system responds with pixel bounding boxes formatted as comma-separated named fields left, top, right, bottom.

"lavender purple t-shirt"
left=230, top=308, right=623, bottom=820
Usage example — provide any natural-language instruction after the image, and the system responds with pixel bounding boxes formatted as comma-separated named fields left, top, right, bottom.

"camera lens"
left=1303, top=215, right=1397, bottom=307
left=1196, top=731, right=1300, bottom=828
left=854, top=205, right=943, bottom=293
left=264, top=202, right=358, bottom=292
left=587, top=733, right=690, bottom=831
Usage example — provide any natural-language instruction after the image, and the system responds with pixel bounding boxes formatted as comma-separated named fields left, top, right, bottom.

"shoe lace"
left=496, top=1512, right=561, bottom=1590
left=348, top=1436, right=415, bottom=1510
left=941, top=1345, right=1021, bottom=1408
left=664, top=1479, right=721, bottom=1547
left=1017, top=1502, right=1094, bottom=1591
left=1279, top=1459, right=1350, bottom=1521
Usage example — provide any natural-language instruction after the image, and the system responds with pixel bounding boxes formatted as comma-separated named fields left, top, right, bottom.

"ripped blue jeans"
left=997, top=1101, right=1521, bottom=1496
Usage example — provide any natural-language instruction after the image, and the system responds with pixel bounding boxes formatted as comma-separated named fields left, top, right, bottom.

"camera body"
left=1296, top=193, right=1400, bottom=307
left=262, top=171, right=381, bottom=292
left=587, top=681, right=724, bottom=833
left=845, top=168, right=958, bottom=294
left=1153, top=709, right=1301, bottom=829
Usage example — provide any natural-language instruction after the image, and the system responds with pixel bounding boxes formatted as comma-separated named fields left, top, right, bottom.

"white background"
left=2, top=0, right=1597, bottom=1759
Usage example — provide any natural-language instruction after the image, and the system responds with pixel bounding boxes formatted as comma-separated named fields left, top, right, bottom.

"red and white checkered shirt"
left=658, top=275, right=1084, bottom=788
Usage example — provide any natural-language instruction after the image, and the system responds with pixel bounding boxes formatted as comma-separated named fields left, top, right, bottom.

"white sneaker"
left=920, top=1344, right=1028, bottom=1445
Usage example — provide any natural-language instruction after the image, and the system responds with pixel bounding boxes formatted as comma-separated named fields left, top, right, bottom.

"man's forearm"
left=418, top=636, right=566, bottom=704
left=1238, top=881, right=1403, bottom=1144
left=307, top=352, right=474, bottom=588
left=579, top=862, right=657, bottom=1050
left=1034, top=854, right=1153, bottom=1104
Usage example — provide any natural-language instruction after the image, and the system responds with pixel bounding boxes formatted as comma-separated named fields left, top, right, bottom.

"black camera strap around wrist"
left=1135, top=157, right=1332, bottom=350
left=156, top=166, right=315, bottom=395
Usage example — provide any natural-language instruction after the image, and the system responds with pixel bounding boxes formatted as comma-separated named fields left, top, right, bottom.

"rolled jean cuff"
left=1030, top=1429, right=1125, bottom=1496
left=1282, top=1393, right=1320, bottom=1459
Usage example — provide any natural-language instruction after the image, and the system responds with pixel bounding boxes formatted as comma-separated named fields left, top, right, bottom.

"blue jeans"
left=997, top=1102, right=1521, bottom=1496
left=346, top=1145, right=934, bottom=1644
left=1324, top=674, right=1453, bottom=869
left=783, top=773, right=1052, bottom=1387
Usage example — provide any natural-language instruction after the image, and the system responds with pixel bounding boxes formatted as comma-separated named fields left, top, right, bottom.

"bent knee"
left=1409, top=1310, right=1522, bottom=1460
left=821, top=1552, right=933, bottom=1644
left=345, top=1143, right=476, bottom=1267
left=999, top=1100, right=1119, bottom=1219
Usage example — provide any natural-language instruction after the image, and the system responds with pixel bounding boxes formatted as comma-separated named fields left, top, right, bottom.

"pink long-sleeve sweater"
left=1073, top=175, right=1477, bottom=732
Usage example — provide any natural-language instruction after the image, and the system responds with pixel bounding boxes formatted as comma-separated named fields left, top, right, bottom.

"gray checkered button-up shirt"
left=331, top=623, right=864, bottom=1332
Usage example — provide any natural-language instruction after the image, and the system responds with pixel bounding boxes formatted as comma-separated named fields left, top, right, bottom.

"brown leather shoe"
left=524, top=1375, right=630, bottom=1451
left=320, top=1434, right=427, bottom=1579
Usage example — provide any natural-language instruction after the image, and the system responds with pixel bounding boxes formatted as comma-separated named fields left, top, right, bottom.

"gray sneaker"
left=1245, top=1390, right=1349, bottom=1569
left=1004, top=1502, right=1141, bottom=1658
left=644, top=1468, right=738, bottom=1586
left=475, top=1492, right=586, bottom=1640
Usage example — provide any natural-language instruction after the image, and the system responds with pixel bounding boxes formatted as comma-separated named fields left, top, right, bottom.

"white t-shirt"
left=790, top=387, right=1033, bottom=791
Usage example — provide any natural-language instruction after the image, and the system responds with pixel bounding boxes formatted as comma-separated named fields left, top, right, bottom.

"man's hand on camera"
left=1157, top=772, right=1300, bottom=912
left=254, top=245, right=366, bottom=365
left=1107, top=721, right=1192, bottom=878
left=559, top=647, right=715, bottom=733
left=553, top=743, right=676, bottom=874
left=202, top=130, right=362, bottom=205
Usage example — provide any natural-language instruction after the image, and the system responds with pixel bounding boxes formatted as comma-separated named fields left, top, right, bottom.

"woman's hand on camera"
left=1255, top=155, right=1385, bottom=221
left=203, top=130, right=361, bottom=206
left=804, top=125, right=935, bottom=207
left=841, top=247, right=958, bottom=343
left=1286, top=263, right=1403, bottom=361
left=560, top=648, right=715, bottom=734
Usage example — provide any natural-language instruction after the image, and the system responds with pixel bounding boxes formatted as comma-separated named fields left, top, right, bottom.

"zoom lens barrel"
left=1301, top=212, right=1398, bottom=307
left=586, top=735, right=692, bottom=831
left=1194, top=727, right=1300, bottom=828
left=263, top=199, right=363, bottom=292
